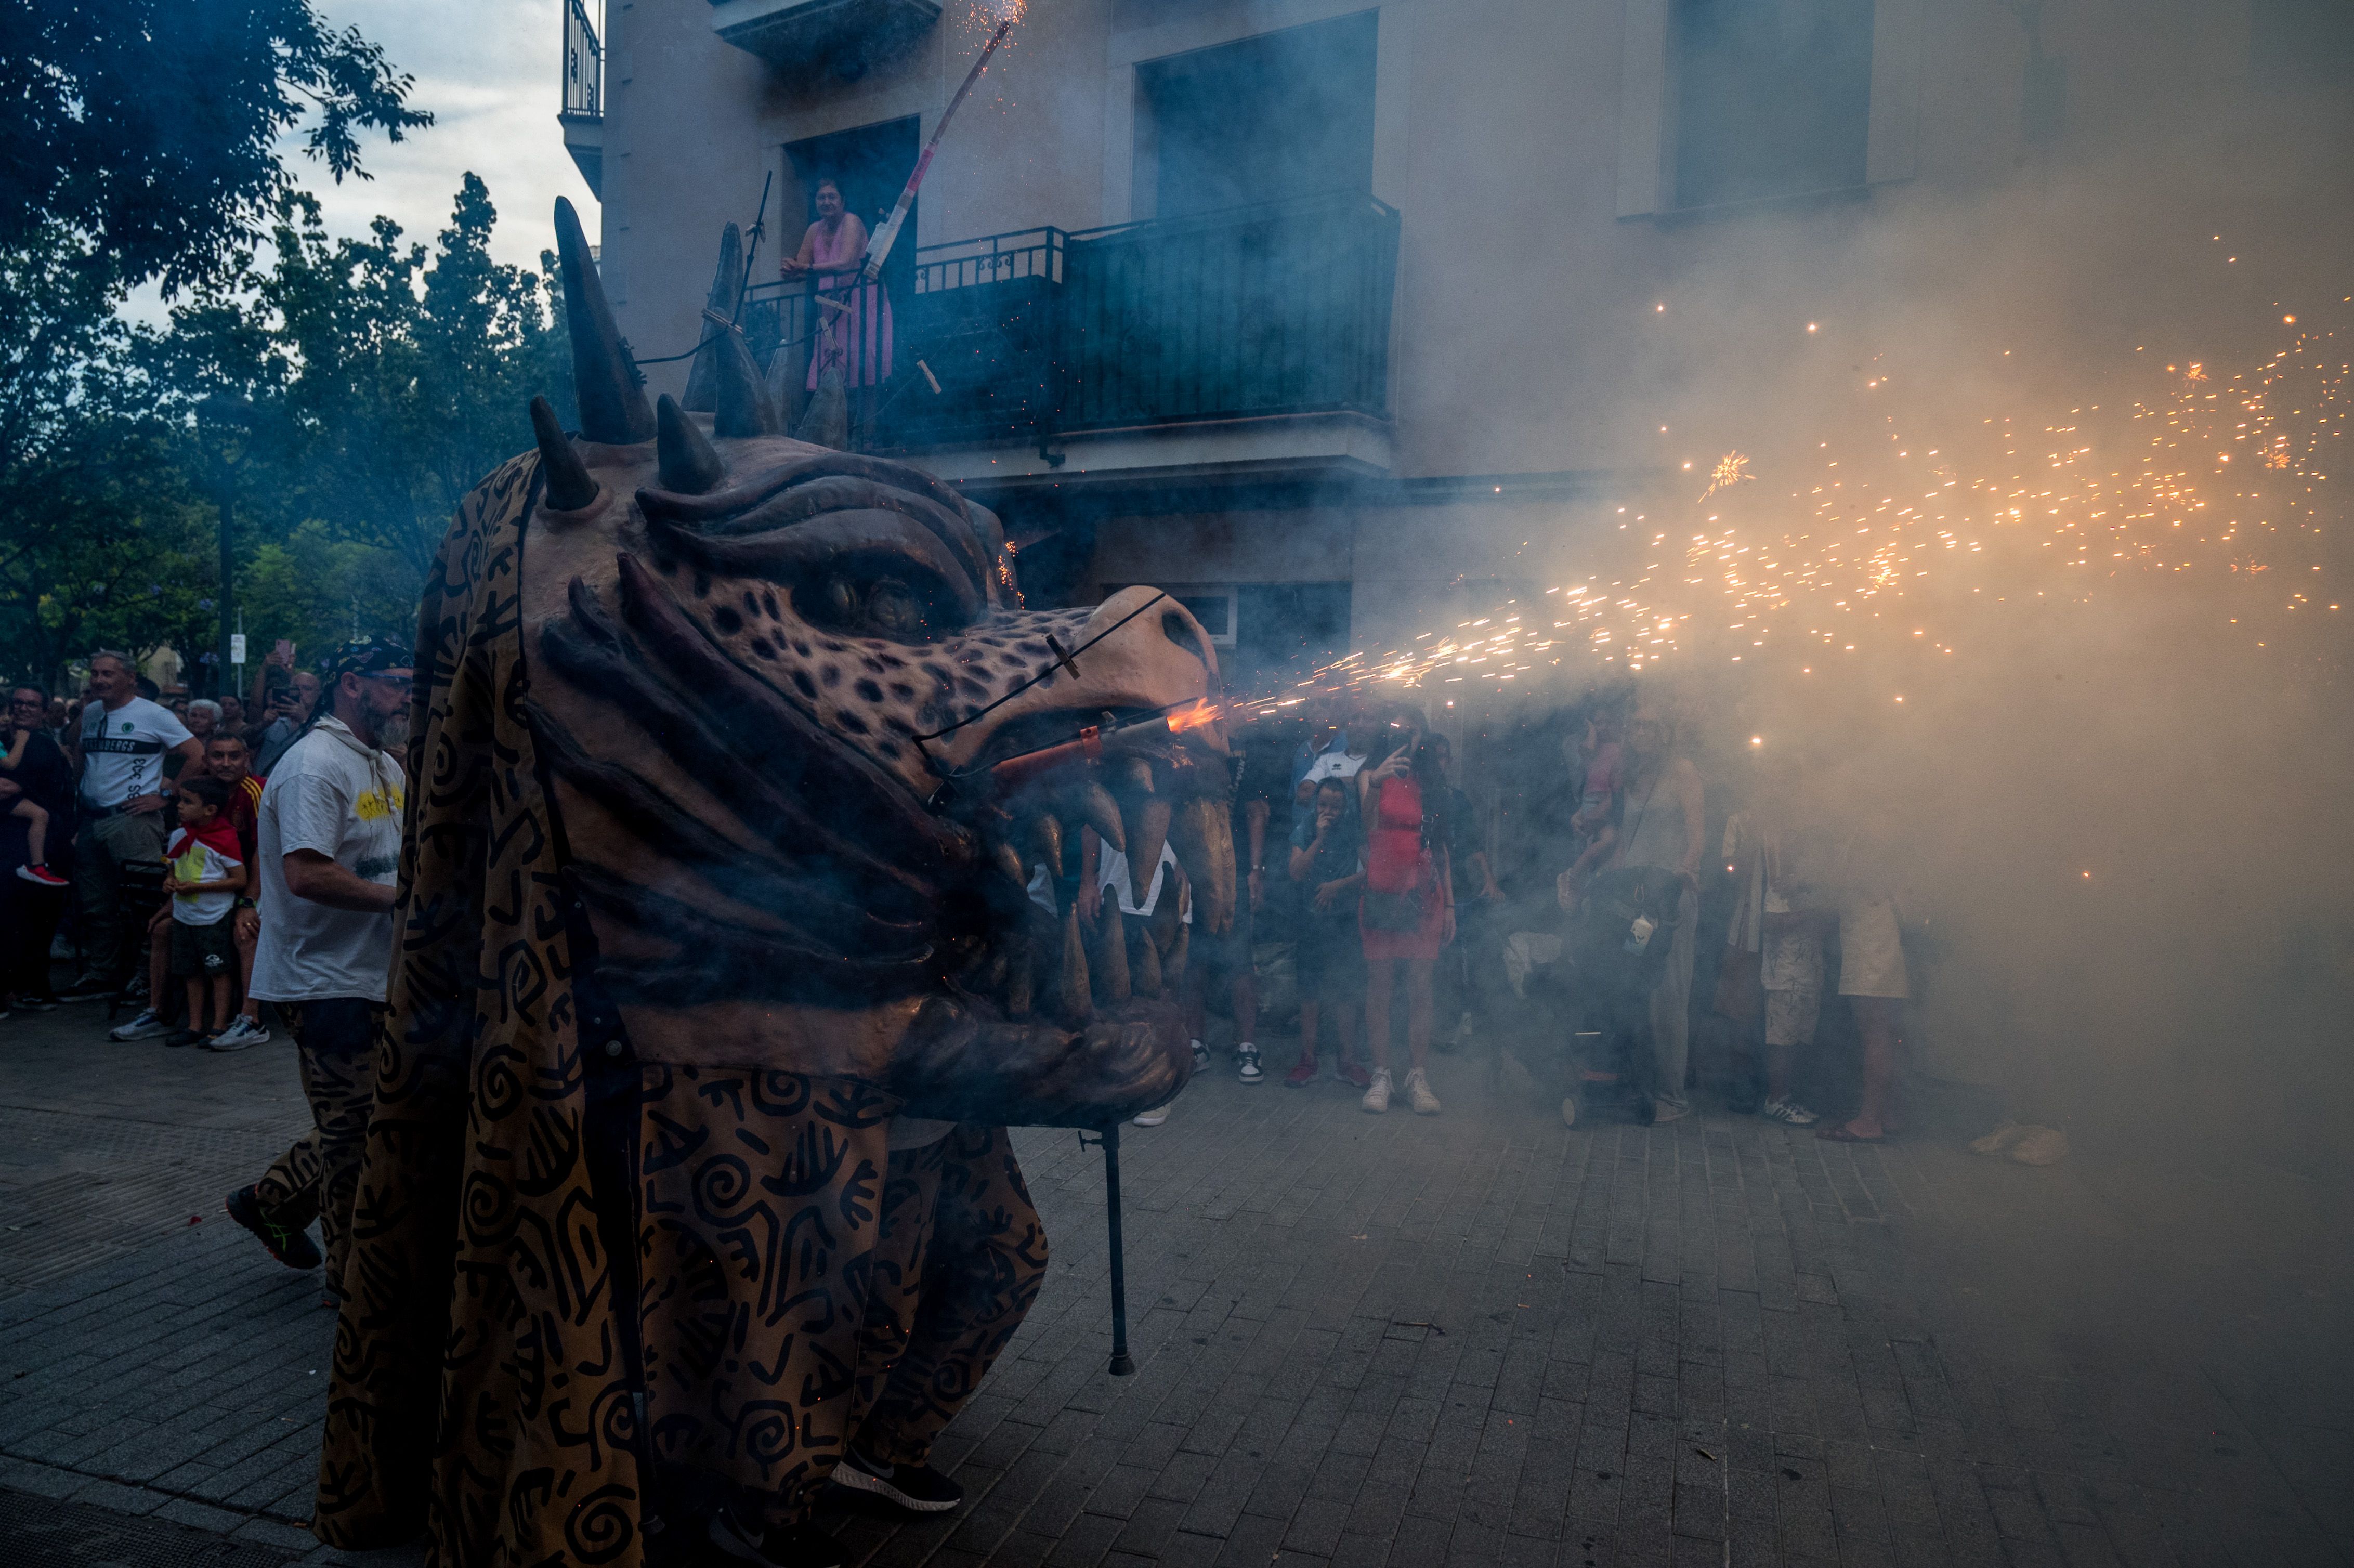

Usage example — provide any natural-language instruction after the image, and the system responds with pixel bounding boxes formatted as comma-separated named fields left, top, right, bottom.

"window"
left=1671, top=0, right=1875, bottom=208
left=1134, top=12, right=1379, bottom=221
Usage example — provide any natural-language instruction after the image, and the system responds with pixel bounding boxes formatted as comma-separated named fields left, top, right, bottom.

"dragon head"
left=517, top=200, right=1233, bottom=1128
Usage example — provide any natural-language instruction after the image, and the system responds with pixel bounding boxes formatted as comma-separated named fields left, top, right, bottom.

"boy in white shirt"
left=162, top=776, right=247, bottom=1047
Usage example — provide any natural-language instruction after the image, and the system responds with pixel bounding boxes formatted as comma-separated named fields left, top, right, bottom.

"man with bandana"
left=221, top=639, right=412, bottom=1293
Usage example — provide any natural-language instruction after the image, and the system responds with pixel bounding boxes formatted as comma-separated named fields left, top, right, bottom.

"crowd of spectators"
left=9, top=642, right=1913, bottom=1145
left=1139, top=685, right=1916, bottom=1142
left=0, top=642, right=332, bottom=1049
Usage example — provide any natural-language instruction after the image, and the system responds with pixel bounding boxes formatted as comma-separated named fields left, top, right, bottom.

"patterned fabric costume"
left=310, top=198, right=1235, bottom=1566
left=251, top=1000, right=382, bottom=1288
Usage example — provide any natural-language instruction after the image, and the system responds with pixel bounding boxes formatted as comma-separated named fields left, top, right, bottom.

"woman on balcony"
left=783, top=176, right=894, bottom=388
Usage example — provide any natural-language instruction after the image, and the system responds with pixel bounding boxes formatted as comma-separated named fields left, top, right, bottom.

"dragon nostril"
left=1161, top=611, right=1209, bottom=670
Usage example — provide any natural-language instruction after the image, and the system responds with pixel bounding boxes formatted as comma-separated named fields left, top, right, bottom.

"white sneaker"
left=1404, top=1067, right=1441, bottom=1116
left=206, top=1015, right=273, bottom=1052
left=1762, top=1097, right=1819, bottom=1126
left=1132, top=1105, right=1170, bottom=1127
left=1560, top=1096, right=1579, bottom=1127
left=1235, top=1044, right=1263, bottom=1084
left=1191, top=1039, right=1210, bottom=1070
left=1361, top=1068, right=1392, bottom=1114
left=1651, top=1098, right=1689, bottom=1123
left=109, top=1008, right=172, bottom=1041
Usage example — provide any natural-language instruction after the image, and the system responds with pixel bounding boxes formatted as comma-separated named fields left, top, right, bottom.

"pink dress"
left=802, top=214, right=894, bottom=389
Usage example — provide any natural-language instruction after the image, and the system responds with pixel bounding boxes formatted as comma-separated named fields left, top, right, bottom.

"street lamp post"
left=197, top=395, right=254, bottom=701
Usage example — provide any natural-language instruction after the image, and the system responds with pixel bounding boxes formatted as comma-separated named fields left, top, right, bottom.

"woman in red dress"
left=1357, top=734, right=1454, bottom=1114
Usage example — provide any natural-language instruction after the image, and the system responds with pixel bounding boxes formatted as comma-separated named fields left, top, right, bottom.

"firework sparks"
left=1698, top=450, right=1755, bottom=501
left=1214, top=281, right=2345, bottom=715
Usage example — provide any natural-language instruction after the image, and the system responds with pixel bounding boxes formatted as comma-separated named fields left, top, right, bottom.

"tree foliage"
left=0, top=231, right=216, bottom=683
left=2, top=178, right=572, bottom=691
left=0, top=0, right=431, bottom=292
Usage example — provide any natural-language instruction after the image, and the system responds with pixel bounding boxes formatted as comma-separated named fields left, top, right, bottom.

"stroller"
left=1510, top=864, right=1687, bottom=1126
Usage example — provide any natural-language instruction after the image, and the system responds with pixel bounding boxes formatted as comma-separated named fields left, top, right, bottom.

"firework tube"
left=986, top=703, right=1218, bottom=793
left=857, top=17, right=1015, bottom=285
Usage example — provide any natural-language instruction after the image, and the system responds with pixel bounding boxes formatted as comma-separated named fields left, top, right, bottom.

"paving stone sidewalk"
left=2, top=1000, right=2347, bottom=1567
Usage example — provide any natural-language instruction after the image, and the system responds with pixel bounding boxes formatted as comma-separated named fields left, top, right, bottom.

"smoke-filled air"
left=5, top=3, right=2351, bottom=1566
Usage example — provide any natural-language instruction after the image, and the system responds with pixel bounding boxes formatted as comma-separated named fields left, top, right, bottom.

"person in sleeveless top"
left=1608, top=701, right=1705, bottom=1121
left=1355, top=733, right=1454, bottom=1115
left=783, top=176, right=894, bottom=388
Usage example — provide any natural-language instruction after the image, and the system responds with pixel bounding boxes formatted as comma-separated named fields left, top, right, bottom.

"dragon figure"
left=313, top=199, right=1235, bottom=1565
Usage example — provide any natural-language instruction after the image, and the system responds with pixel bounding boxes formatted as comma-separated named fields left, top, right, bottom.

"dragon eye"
left=798, top=557, right=958, bottom=643
left=869, top=581, right=919, bottom=633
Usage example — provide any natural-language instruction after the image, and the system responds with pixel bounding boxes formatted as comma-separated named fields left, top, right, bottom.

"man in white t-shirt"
left=64, top=650, right=201, bottom=996
left=221, top=639, right=411, bottom=1292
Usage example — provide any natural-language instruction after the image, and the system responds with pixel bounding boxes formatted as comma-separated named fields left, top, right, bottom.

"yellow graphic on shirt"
left=354, top=784, right=406, bottom=821
left=171, top=838, right=229, bottom=899
left=173, top=841, right=214, bottom=901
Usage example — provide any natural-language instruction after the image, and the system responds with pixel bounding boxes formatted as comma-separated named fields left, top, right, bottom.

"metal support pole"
left=1102, top=1121, right=1134, bottom=1376
left=216, top=490, right=236, bottom=701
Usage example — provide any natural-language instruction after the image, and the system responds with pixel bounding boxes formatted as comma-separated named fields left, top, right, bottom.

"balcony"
left=739, top=192, right=1400, bottom=480
left=709, top=0, right=941, bottom=79
left=559, top=0, right=604, bottom=197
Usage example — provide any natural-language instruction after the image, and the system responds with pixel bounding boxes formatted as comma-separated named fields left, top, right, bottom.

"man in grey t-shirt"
left=64, top=651, right=201, bottom=995
left=221, top=639, right=412, bottom=1292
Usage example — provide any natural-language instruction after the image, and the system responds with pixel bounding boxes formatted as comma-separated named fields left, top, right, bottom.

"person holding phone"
left=251, top=644, right=322, bottom=775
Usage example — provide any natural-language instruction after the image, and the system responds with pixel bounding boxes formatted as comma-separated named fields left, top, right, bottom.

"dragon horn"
left=712, top=323, right=779, bottom=438
left=655, top=394, right=725, bottom=494
left=683, top=221, right=746, bottom=413
left=530, top=396, right=600, bottom=511
left=555, top=197, right=656, bottom=444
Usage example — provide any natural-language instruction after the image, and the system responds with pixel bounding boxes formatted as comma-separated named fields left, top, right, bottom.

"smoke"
left=1384, top=52, right=2354, bottom=1172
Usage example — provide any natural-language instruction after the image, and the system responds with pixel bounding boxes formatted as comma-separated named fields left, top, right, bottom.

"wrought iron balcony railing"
left=738, top=191, right=1398, bottom=455
left=563, top=0, right=603, bottom=119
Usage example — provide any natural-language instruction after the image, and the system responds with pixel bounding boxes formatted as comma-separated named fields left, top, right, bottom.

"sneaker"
left=14, top=864, right=66, bottom=887
left=1283, top=1057, right=1317, bottom=1088
left=1761, top=1097, right=1820, bottom=1126
left=15, top=995, right=57, bottom=1012
left=1132, top=1105, right=1169, bottom=1127
left=1651, top=1098, right=1689, bottom=1124
left=1560, top=1096, right=1579, bottom=1127
left=709, top=1508, right=846, bottom=1568
left=1404, top=1067, right=1441, bottom=1116
left=1191, top=1039, right=1210, bottom=1070
left=164, top=1027, right=208, bottom=1049
left=60, top=974, right=116, bottom=1002
left=1341, top=1059, right=1372, bottom=1090
left=205, top=1015, right=272, bottom=1051
left=1361, top=1068, right=1392, bottom=1114
left=1235, top=1044, right=1264, bottom=1084
left=832, top=1447, right=963, bottom=1514
left=109, top=1008, right=173, bottom=1041
left=223, top=1185, right=323, bottom=1270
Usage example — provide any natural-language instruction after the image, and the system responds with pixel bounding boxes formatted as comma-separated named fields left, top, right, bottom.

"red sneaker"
left=1283, top=1058, right=1317, bottom=1088
left=14, top=864, right=66, bottom=887
left=1340, top=1059, right=1372, bottom=1089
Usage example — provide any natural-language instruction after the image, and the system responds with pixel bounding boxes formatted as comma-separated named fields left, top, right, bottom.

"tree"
left=0, top=0, right=431, bottom=293
left=164, top=177, right=570, bottom=586
left=0, top=230, right=215, bottom=689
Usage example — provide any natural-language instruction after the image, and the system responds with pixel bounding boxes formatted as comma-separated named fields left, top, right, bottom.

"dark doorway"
left=1135, top=12, right=1379, bottom=221
left=783, top=116, right=921, bottom=307
left=1671, top=0, right=1875, bottom=209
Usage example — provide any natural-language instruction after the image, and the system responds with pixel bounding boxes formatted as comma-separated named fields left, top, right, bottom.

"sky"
left=302, top=0, right=598, bottom=269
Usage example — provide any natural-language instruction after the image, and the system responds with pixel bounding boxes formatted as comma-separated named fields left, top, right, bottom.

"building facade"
left=565, top=0, right=2336, bottom=693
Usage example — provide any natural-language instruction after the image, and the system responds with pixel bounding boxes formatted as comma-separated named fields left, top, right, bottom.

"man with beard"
left=222, top=641, right=410, bottom=1290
